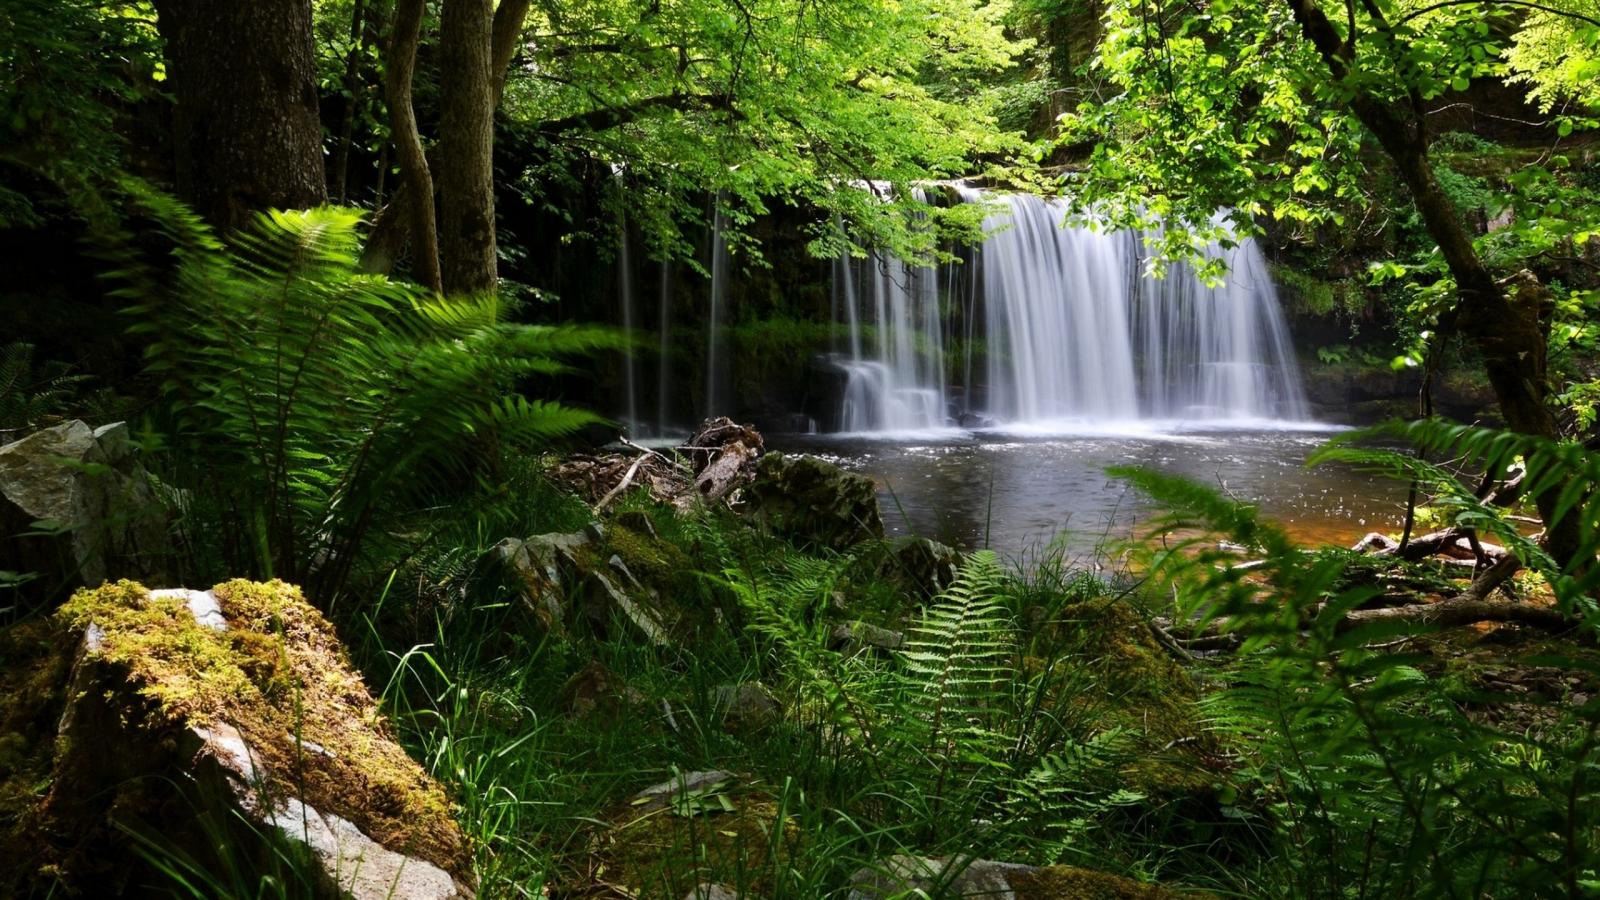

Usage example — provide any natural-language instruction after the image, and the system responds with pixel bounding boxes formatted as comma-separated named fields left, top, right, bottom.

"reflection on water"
left=769, top=427, right=1404, bottom=556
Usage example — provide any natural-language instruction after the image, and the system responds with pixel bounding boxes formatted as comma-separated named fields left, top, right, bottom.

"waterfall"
left=616, top=213, right=639, bottom=433
left=705, top=200, right=730, bottom=417
left=657, top=259, right=673, bottom=436
left=831, top=189, right=1308, bottom=431
left=831, top=190, right=950, bottom=432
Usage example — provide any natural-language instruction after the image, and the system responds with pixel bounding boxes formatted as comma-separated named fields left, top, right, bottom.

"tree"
left=436, top=0, right=498, bottom=294
left=150, top=0, right=327, bottom=231
left=1057, top=0, right=1599, bottom=569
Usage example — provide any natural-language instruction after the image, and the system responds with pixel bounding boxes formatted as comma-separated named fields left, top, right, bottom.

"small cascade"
left=831, top=190, right=950, bottom=432
left=704, top=200, right=731, bottom=417
left=656, top=259, right=673, bottom=436
left=616, top=212, right=639, bottom=433
left=831, top=189, right=1308, bottom=431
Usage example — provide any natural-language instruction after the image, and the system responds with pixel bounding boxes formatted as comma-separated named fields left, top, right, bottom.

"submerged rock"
left=3, top=579, right=474, bottom=899
left=0, top=421, right=168, bottom=600
left=745, top=453, right=884, bottom=551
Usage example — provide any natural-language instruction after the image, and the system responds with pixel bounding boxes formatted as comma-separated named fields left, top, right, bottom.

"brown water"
left=770, top=425, right=1405, bottom=556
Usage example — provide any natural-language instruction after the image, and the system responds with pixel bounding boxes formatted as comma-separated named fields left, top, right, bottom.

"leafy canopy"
left=501, top=0, right=1034, bottom=265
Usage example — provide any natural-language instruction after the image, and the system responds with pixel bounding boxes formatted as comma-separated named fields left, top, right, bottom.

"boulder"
left=4, top=579, right=474, bottom=899
left=629, top=770, right=738, bottom=814
left=830, top=620, right=905, bottom=653
left=561, top=660, right=647, bottom=718
left=712, top=682, right=780, bottom=731
left=745, top=453, right=884, bottom=551
left=0, top=421, right=168, bottom=600
left=488, top=522, right=687, bottom=646
left=846, top=856, right=1039, bottom=900
left=846, top=857, right=1196, bottom=900
left=878, top=537, right=962, bottom=599
left=686, top=884, right=746, bottom=900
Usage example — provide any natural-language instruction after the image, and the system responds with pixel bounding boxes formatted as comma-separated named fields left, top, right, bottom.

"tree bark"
left=1283, top=0, right=1585, bottom=573
left=436, top=0, right=498, bottom=295
left=151, top=0, right=327, bottom=231
left=361, top=0, right=530, bottom=279
left=385, top=0, right=441, bottom=292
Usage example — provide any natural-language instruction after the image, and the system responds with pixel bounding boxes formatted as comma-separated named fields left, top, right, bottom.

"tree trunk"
left=386, top=0, right=441, bottom=292
left=151, top=0, right=327, bottom=231
left=362, top=0, right=529, bottom=279
left=1284, top=0, right=1584, bottom=573
left=436, top=0, right=498, bottom=295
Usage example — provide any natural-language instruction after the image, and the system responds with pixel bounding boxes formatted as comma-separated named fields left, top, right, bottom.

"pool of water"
left=769, top=423, right=1406, bottom=556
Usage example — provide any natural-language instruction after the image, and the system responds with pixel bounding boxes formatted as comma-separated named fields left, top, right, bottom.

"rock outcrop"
left=745, top=453, right=885, bottom=551
left=0, top=421, right=168, bottom=600
left=1, top=579, right=474, bottom=899
left=486, top=519, right=692, bottom=645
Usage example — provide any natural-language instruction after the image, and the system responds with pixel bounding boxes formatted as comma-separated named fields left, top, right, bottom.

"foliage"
left=114, top=190, right=619, bottom=602
left=0, top=343, right=91, bottom=433
left=0, top=0, right=158, bottom=224
left=500, top=0, right=1033, bottom=267
left=1113, top=418, right=1600, bottom=898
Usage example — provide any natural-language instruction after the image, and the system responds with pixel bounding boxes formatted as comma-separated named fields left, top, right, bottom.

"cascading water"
left=704, top=200, right=731, bottom=417
left=830, top=190, right=950, bottom=432
left=616, top=211, right=640, bottom=433
left=832, top=189, right=1308, bottom=430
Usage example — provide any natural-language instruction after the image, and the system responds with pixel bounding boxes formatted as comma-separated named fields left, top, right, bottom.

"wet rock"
left=746, top=453, right=884, bottom=551
left=879, top=537, right=962, bottom=599
left=17, top=580, right=474, bottom=899
left=830, top=620, right=904, bottom=652
left=0, top=420, right=168, bottom=600
left=712, top=682, right=780, bottom=731
left=630, top=770, right=737, bottom=813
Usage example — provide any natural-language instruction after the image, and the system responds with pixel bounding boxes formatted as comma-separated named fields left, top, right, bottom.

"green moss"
left=592, top=786, right=804, bottom=898
left=0, top=618, right=72, bottom=894
left=606, top=522, right=694, bottom=595
left=1046, top=599, right=1222, bottom=795
left=49, top=579, right=467, bottom=875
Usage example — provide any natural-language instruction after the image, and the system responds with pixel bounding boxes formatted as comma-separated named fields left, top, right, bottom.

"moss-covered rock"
left=745, top=453, right=884, bottom=551
left=3, top=579, right=473, bottom=899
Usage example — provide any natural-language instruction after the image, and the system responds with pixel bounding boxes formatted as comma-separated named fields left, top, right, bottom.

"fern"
left=115, top=191, right=620, bottom=601
left=0, top=342, right=92, bottom=433
left=1113, top=420, right=1600, bottom=899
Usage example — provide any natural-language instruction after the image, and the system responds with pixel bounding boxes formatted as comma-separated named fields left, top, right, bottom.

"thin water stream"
left=771, top=426, right=1402, bottom=556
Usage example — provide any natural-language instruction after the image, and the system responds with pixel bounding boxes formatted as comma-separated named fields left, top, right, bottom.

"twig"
left=593, top=451, right=650, bottom=513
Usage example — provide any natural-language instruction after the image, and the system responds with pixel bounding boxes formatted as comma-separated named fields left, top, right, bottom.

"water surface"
left=770, top=424, right=1403, bottom=557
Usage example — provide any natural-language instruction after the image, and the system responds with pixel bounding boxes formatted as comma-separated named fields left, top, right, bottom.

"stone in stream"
left=2, top=579, right=474, bottom=899
left=878, top=536, right=962, bottom=599
left=0, top=420, right=169, bottom=600
left=745, top=453, right=884, bottom=551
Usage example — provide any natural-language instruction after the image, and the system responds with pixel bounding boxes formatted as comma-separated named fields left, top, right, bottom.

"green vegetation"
left=3, top=0, right=1600, bottom=897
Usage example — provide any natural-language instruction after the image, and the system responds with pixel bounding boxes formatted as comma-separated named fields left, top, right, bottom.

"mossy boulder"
left=1, top=579, right=474, bottom=899
left=745, top=453, right=884, bottom=551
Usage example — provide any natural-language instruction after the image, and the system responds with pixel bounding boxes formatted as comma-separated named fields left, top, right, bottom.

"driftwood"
left=546, top=419, right=765, bottom=511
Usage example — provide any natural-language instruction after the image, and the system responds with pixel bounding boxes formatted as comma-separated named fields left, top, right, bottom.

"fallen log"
left=1335, top=555, right=1571, bottom=633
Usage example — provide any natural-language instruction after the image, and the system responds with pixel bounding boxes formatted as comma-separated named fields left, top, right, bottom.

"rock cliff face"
left=0, top=579, right=475, bottom=899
